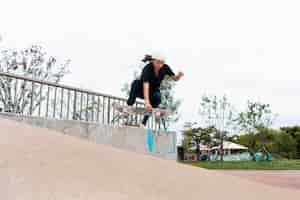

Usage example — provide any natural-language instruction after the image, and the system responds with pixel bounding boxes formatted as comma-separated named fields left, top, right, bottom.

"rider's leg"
left=127, top=80, right=143, bottom=106
left=142, top=90, right=161, bottom=126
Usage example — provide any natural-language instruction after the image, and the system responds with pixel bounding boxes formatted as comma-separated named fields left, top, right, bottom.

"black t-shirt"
left=141, top=63, right=175, bottom=92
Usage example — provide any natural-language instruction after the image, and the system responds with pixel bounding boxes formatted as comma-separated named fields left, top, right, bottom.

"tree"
left=199, top=94, right=236, bottom=161
left=236, top=128, right=299, bottom=159
left=273, top=131, right=297, bottom=159
left=122, top=62, right=181, bottom=128
left=280, top=126, right=300, bottom=159
left=183, top=124, right=215, bottom=160
left=182, top=122, right=197, bottom=151
left=226, top=134, right=240, bottom=143
left=0, top=45, right=69, bottom=114
left=235, top=101, right=277, bottom=159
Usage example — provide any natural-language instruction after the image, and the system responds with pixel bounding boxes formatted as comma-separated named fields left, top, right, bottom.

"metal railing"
left=0, top=72, right=159, bottom=130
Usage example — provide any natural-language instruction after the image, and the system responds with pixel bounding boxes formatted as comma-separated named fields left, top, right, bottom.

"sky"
left=1, top=0, right=300, bottom=131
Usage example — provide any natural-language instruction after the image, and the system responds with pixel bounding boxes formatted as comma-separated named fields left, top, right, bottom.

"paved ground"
left=1, top=118, right=300, bottom=200
left=219, top=170, right=300, bottom=190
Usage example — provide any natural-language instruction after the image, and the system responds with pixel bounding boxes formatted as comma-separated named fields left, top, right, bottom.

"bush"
left=271, top=133, right=297, bottom=159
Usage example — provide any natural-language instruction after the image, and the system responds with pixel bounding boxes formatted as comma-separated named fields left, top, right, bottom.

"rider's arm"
left=143, top=82, right=151, bottom=104
left=141, top=64, right=152, bottom=105
left=171, top=72, right=184, bottom=81
left=164, top=64, right=184, bottom=81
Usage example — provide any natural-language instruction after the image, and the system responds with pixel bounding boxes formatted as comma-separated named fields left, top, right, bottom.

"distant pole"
left=220, top=131, right=224, bottom=161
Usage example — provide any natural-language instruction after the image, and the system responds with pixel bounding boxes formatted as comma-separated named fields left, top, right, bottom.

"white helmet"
left=151, top=52, right=166, bottom=62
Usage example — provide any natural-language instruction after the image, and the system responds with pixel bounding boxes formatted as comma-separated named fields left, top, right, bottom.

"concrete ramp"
left=0, top=118, right=299, bottom=200
left=0, top=113, right=177, bottom=159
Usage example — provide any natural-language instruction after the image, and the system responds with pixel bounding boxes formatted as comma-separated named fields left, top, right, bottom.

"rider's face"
left=153, top=59, right=164, bottom=69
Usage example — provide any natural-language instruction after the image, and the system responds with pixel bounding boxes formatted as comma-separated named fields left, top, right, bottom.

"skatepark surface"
left=220, top=170, right=300, bottom=190
left=0, top=118, right=299, bottom=200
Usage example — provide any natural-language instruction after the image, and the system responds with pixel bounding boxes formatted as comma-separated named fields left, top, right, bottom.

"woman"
left=127, top=53, right=184, bottom=126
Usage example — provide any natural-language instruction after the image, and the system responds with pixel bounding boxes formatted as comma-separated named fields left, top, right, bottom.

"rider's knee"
left=151, top=92, right=161, bottom=107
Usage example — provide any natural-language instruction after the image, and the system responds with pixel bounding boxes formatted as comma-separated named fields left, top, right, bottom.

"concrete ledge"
left=0, top=112, right=177, bottom=159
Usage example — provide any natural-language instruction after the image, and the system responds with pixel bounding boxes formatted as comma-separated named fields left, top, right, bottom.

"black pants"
left=127, top=80, right=161, bottom=125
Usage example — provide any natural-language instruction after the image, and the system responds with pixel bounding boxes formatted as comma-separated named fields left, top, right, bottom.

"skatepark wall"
left=0, top=112, right=177, bottom=159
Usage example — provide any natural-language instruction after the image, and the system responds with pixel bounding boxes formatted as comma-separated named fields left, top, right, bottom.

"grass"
left=181, top=160, right=300, bottom=170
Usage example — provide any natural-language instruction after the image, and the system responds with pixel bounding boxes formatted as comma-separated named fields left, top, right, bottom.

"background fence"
left=0, top=72, right=160, bottom=130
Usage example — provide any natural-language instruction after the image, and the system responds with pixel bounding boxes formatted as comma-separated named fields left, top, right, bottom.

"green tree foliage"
left=236, top=128, right=298, bottom=159
left=280, top=126, right=300, bottom=159
left=235, top=101, right=277, bottom=159
left=273, top=132, right=297, bottom=159
left=236, top=101, right=276, bottom=133
left=183, top=123, right=216, bottom=160
left=199, top=94, right=236, bottom=161
left=0, top=45, right=69, bottom=114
